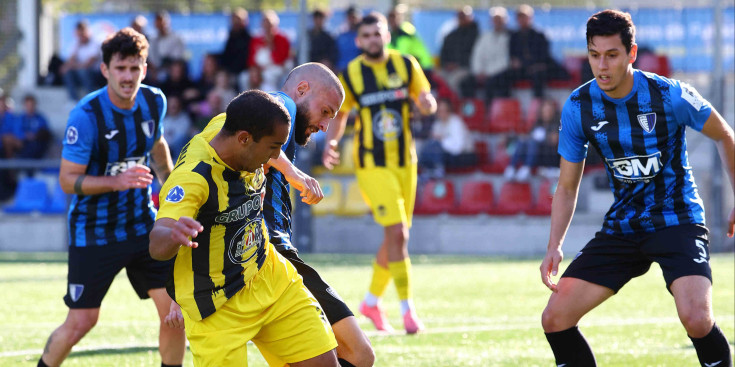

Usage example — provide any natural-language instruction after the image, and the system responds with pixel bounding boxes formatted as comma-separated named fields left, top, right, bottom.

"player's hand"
left=287, top=171, right=324, bottom=205
left=322, top=141, right=340, bottom=170
left=170, top=216, right=203, bottom=248
left=115, top=164, right=153, bottom=191
left=727, top=208, right=735, bottom=238
left=540, top=247, right=564, bottom=292
left=164, top=301, right=185, bottom=329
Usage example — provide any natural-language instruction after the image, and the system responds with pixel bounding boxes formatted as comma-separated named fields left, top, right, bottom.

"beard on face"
left=294, top=102, right=311, bottom=146
left=361, top=45, right=384, bottom=59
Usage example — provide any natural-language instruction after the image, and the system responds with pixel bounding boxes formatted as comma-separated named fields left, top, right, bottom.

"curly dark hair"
left=222, top=90, right=291, bottom=142
left=101, top=27, right=149, bottom=65
left=586, top=9, right=636, bottom=54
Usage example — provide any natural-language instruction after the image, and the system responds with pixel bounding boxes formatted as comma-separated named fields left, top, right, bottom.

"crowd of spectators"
left=3, top=4, right=575, bottom=205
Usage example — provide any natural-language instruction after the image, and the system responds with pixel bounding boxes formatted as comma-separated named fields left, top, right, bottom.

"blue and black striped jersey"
left=62, top=85, right=166, bottom=247
left=558, top=70, right=710, bottom=235
left=262, top=91, right=298, bottom=250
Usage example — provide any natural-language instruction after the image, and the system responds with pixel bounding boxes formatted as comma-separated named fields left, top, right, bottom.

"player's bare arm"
left=59, top=158, right=153, bottom=195
left=415, top=90, right=437, bottom=116
left=150, top=137, right=174, bottom=184
left=540, top=158, right=585, bottom=292
left=322, top=110, right=350, bottom=170
left=268, top=150, right=324, bottom=204
left=149, top=217, right=203, bottom=261
left=699, top=108, right=735, bottom=237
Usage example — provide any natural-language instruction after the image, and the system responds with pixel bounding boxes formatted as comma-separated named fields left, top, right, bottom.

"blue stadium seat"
left=4, top=178, right=49, bottom=214
left=43, top=181, right=69, bottom=214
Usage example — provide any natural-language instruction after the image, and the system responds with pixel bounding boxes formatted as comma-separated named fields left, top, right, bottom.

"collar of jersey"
left=597, top=70, right=641, bottom=104
left=197, top=135, right=237, bottom=172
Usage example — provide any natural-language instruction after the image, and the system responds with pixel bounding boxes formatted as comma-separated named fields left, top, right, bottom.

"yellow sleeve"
left=156, top=170, right=209, bottom=221
left=408, top=55, right=431, bottom=100
left=338, top=72, right=358, bottom=113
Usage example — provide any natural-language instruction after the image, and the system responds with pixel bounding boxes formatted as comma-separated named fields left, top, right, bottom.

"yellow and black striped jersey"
left=157, top=113, right=270, bottom=321
left=339, top=49, right=431, bottom=169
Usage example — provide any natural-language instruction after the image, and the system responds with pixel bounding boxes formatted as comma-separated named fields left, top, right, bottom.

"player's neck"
left=209, top=133, right=239, bottom=171
left=364, top=50, right=388, bottom=64
left=603, top=70, right=635, bottom=99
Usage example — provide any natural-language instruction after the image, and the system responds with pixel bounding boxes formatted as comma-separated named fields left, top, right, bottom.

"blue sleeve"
left=669, top=79, right=712, bottom=132
left=557, top=96, right=588, bottom=163
left=156, top=91, right=167, bottom=141
left=270, top=91, right=296, bottom=150
left=61, top=107, right=95, bottom=165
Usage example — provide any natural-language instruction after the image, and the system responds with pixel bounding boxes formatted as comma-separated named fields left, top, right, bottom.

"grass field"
left=0, top=252, right=732, bottom=366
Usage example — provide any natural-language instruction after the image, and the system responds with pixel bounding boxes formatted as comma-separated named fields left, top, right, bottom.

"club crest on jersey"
left=372, top=108, right=402, bottom=141
left=636, top=113, right=656, bottom=133
left=66, top=126, right=79, bottom=144
left=141, top=119, right=155, bottom=138
left=69, top=284, right=84, bottom=302
left=165, top=185, right=185, bottom=203
left=228, top=219, right=265, bottom=264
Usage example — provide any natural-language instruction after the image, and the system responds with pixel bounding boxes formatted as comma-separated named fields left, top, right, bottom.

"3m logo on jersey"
left=228, top=219, right=265, bottom=264
left=104, top=156, right=146, bottom=176
left=606, top=152, right=662, bottom=182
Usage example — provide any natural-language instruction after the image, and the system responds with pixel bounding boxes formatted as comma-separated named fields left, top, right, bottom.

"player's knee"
left=386, top=225, right=408, bottom=245
left=679, top=308, right=713, bottom=338
left=65, top=316, right=97, bottom=343
left=351, top=341, right=376, bottom=367
left=541, top=305, right=569, bottom=333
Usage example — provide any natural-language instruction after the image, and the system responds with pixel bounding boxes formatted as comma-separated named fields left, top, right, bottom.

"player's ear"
left=629, top=43, right=638, bottom=64
left=100, top=62, right=109, bottom=80
left=297, top=80, right=310, bottom=97
left=237, top=131, right=253, bottom=146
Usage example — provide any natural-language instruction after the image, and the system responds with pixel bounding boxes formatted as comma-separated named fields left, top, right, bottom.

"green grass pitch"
left=0, top=252, right=732, bottom=366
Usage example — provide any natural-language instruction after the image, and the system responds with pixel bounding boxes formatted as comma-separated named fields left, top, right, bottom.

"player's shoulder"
left=563, top=79, right=594, bottom=114
left=635, top=69, right=678, bottom=90
left=138, top=84, right=166, bottom=104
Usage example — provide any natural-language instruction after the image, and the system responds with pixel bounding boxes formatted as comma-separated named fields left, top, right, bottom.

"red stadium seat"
left=458, top=98, right=486, bottom=132
left=636, top=54, right=671, bottom=77
left=527, top=179, right=556, bottom=216
left=449, top=180, right=494, bottom=215
left=481, top=142, right=510, bottom=174
left=474, top=141, right=490, bottom=167
left=414, top=180, right=455, bottom=215
left=484, top=98, right=522, bottom=133
left=431, top=73, right=460, bottom=108
left=488, top=181, right=532, bottom=215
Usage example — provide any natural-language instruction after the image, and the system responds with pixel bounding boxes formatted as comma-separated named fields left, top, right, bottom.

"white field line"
left=3, top=315, right=733, bottom=358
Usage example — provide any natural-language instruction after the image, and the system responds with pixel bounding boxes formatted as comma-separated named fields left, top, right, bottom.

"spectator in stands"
left=0, top=90, right=15, bottom=200
left=1, top=94, right=51, bottom=160
left=159, top=59, right=199, bottom=106
left=149, top=11, right=186, bottom=72
left=195, top=53, right=220, bottom=102
left=191, top=90, right=224, bottom=133
left=210, top=70, right=237, bottom=111
left=221, top=7, right=251, bottom=91
left=308, top=9, right=337, bottom=70
left=496, top=4, right=567, bottom=98
left=247, top=10, right=291, bottom=91
left=130, top=14, right=149, bottom=40
left=418, top=98, right=475, bottom=178
left=335, top=5, right=362, bottom=72
left=467, top=7, right=510, bottom=104
left=61, top=20, right=101, bottom=101
left=438, top=6, right=479, bottom=96
left=387, top=4, right=434, bottom=71
left=161, top=95, right=192, bottom=159
left=504, top=98, right=560, bottom=181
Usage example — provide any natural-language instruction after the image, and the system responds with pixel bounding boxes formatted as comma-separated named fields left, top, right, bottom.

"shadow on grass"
left=68, top=346, right=159, bottom=358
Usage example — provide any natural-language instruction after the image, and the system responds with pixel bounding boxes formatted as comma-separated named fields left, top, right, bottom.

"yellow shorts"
left=355, top=165, right=417, bottom=227
left=181, top=246, right=337, bottom=367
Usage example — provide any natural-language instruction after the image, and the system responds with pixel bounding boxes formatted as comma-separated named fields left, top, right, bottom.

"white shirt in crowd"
left=431, top=114, right=474, bottom=155
left=471, top=29, right=510, bottom=77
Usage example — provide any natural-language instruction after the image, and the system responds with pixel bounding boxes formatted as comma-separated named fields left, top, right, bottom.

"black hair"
left=586, top=9, right=636, bottom=54
left=222, top=90, right=290, bottom=142
left=356, top=12, right=387, bottom=31
left=101, top=27, right=149, bottom=65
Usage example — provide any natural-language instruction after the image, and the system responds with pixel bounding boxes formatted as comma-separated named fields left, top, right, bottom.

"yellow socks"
left=368, top=261, right=392, bottom=300
left=388, top=258, right=412, bottom=301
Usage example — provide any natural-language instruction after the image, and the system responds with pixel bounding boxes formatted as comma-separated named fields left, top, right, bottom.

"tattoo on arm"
left=43, top=333, right=53, bottom=354
left=74, top=175, right=86, bottom=196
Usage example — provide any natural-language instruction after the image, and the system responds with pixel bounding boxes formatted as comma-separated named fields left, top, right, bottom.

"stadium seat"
left=484, top=98, right=522, bottom=133
left=481, top=142, right=511, bottom=174
left=312, top=178, right=343, bottom=216
left=337, top=179, right=370, bottom=216
left=488, top=181, right=532, bottom=215
left=4, top=178, right=49, bottom=214
left=43, top=181, right=69, bottom=214
left=520, top=98, right=543, bottom=134
left=449, top=180, right=494, bottom=215
left=636, top=53, right=671, bottom=77
left=431, top=73, right=460, bottom=107
left=414, top=179, right=455, bottom=215
left=458, top=98, right=486, bottom=132
left=474, top=141, right=490, bottom=167
left=527, top=179, right=556, bottom=216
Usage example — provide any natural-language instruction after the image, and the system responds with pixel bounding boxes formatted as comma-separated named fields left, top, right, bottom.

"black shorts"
left=562, top=224, right=712, bottom=293
left=279, top=248, right=354, bottom=325
left=65, top=235, right=174, bottom=308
